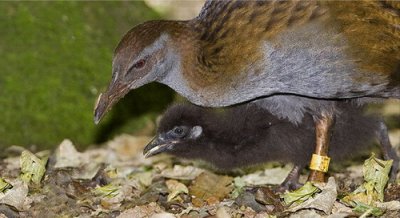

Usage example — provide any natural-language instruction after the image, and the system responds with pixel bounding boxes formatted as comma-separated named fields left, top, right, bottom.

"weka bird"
left=143, top=103, right=399, bottom=190
left=94, top=1, right=400, bottom=182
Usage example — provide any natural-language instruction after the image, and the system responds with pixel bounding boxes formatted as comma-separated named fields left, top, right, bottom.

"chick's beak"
left=93, top=82, right=130, bottom=124
left=143, top=134, right=178, bottom=158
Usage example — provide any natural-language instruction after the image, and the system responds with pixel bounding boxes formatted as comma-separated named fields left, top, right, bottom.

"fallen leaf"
left=240, top=166, right=292, bottom=186
left=362, top=153, right=392, bottom=202
left=287, top=177, right=337, bottom=214
left=20, top=150, right=49, bottom=185
left=149, top=213, right=176, bottom=218
left=191, top=197, right=205, bottom=207
left=93, top=184, right=120, bottom=198
left=107, top=134, right=152, bottom=161
left=161, top=165, right=204, bottom=180
left=376, top=200, right=400, bottom=211
left=352, top=202, right=384, bottom=217
left=206, top=196, right=220, bottom=205
left=98, top=184, right=134, bottom=211
left=235, top=190, right=268, bottom=213
left=117, top=202, right=165, bottom=218
left=166, top=179, right=189, bottom=202
left=71, top=162, right=101, bottom=180
left=0, top=179, right=30, bottom=211
left=255, top=212, right=276, bottom=218
left=288, top=209, right=322, bottom=218
left=341, top=153, right=393, bottom=215
left=0, top=178, right=12, bottom=192
left=255, top=187, right=284, bottom=212
left=189, top=172, right=233, bottom=205
left=54, top=139, right=82, bottom=168
left=331, top=201, right=353, bottom=215
left=231, top=177, right=246, bottom=199
left=128, top=171, right=153, bottom=191
left=215, top=206, right=231, bottom=218
left=282, top=182, right=320, bottom=206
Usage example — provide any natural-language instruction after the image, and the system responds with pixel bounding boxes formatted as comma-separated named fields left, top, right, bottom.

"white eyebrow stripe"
left=112, top=71, right=119, bottom=84
left=128, top=33, right=170, bottom=69
left=111, top=59, right=120, bottom=83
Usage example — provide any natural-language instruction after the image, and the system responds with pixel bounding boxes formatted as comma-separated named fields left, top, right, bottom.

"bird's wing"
left=188, top=0, right=400, bottom=97
left=192, top=0, right=327, bottom=74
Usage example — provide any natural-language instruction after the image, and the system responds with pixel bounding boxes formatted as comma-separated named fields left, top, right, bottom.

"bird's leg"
left=276, top=165, right=303, bottom=192
left=308, top=112, right=335, bottom=183
left=376, top=120, right=399, bottom=182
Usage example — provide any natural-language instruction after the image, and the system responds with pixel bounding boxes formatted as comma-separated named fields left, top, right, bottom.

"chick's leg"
left=308, top=112, right=335, bottom=183
left=376, top=120, right=399, bottom=182
left=277, top=165, right=303, bottom=192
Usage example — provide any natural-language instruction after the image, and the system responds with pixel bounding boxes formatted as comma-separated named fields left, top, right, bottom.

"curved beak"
left=143, top=134, right=178, bottom=158
left=93, top=82, right=130, bottom=124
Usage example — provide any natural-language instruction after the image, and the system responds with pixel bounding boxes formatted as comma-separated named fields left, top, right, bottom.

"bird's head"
left=143, top=104, right=207, bottom=158
left=94, top=21, right=188, bottom=124
left=143, top=124, right=203, bottom=158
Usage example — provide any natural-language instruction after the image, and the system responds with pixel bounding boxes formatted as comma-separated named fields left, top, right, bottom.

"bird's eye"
left=132, top=59, right=146, bottom=69
left=173, top=127, right=184, bottom=135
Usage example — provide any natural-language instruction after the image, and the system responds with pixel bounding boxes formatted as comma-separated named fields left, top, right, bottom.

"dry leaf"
left=0, top=179, right=30, bottom=211
left=150, top=213, right=176, bottom=218
left=241, top=166, right=292, bottom=186
left=20, top=150, right=49, bottom=185
left=282, top=182, right=320, bottom=206
left=189, top=172, right=233, bottom=205
left=0, top=178, right=12, bottom=192
left=166, top=179, right=189, bottom=202
left=287, top=177, right=337, bottom=214
left=289, top=209, right=322, bottom=218
left=341, top=153, right=393, bottom=215
left=54, top=139, right=82, bottom=168
left=117, top=202, right=165, bottom=218
left=93, top=184, right=120, bottom=198
left=376, top=201, right=400, bottom=211
left=107, top=134, right=152, bottom=161
left=216, top=206, right=231, bottom=218
left=161, top=165, right=204, bottom=180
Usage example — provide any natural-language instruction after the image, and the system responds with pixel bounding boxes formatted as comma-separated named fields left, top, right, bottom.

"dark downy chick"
left=144, top=103, right=399, bottom=190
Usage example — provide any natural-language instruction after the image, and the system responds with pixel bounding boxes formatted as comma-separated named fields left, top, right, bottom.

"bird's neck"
left=157, top=21, right=254, bottom=106
left=157, top=21, right=222, bottom=106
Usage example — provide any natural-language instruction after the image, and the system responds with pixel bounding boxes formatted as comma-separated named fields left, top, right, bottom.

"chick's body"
left=158, top=104, right=374, bottom=169
left=145, top=103, right=399, bottom=189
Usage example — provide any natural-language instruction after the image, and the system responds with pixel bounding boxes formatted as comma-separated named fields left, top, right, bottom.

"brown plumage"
left=188, top=0, right=400, bottom=89
left=94, top=0, right=400, bottom=122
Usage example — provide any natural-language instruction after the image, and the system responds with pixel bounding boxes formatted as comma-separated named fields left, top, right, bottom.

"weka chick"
left=95, top=0, right=400, bottom=182
left=143, top=103, right=399, bottom=190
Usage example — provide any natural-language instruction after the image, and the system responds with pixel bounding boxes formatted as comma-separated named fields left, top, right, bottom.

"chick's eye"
left=174, top=127, right=184, bottom=135
left=133, top=59, right=146, bottom=69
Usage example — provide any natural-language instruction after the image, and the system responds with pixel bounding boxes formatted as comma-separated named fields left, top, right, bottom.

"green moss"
left=0, top=2, right=174, bottom=149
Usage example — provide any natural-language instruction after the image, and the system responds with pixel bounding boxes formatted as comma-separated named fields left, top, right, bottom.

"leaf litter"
left=0, top=136, right=399, bottom=217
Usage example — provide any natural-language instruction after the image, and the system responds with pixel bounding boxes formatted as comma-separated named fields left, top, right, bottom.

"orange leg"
left=308, top=112, right=334, bottom=183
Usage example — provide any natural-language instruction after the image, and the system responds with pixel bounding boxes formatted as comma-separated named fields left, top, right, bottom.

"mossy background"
left=0, top=1, right=175, bottom=149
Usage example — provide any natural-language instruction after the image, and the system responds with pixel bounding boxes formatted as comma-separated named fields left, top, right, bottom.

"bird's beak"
left=143, top=134, right=178, bottom=158
left=93, top=82, right=130, bottom=124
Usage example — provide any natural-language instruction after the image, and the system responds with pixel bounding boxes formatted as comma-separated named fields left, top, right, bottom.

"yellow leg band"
left=309, top=154, right=330, bottom=172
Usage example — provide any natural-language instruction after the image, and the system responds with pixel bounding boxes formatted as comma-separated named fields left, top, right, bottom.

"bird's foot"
left=389, top=158, right=399, bottom=183
left=377, top=120, right=399, bottom=183
left=274, top=180, right=303, bottom=193
left=273, top=165, right=303, bottom=193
